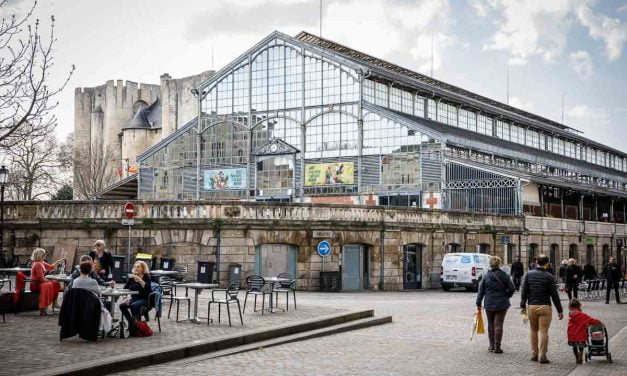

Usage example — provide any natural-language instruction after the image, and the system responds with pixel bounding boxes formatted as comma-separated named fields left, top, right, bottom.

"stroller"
left=585, top=324, right=612, bottom=363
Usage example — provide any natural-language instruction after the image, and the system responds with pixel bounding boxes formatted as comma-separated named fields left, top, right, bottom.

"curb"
left=26, top=309, right=376, bottom=376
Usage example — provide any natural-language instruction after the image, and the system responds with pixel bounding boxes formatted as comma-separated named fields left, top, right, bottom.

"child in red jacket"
left=568, top=298, right=602, bottom=364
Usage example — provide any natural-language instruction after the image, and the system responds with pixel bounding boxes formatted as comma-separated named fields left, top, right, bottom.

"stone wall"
left=4, top=201, right=625, bottom=290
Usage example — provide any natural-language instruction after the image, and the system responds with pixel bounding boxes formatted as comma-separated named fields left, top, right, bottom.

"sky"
left=5, top=0, right=627, bottom=151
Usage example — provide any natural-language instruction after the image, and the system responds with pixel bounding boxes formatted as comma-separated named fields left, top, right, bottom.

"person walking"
left=520, top=254, right=564, bottom=364
left=565, top=258, right=582, bottom=300
left=603, top=256, right=622, bottom=304
left=510, top=257, right=524, bottom=292
left=476, top=256, right=515, bottom=354
left=558, top=260, right=568, bottom=283
left=529, top=257, right=537, bottom=271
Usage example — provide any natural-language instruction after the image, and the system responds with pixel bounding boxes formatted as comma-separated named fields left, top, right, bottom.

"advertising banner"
left=203, top=168, right=247, bottom=190
left=304, top=162, right=354, bottom=186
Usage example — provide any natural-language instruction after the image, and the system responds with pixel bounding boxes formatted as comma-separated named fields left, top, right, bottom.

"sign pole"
left=127, top=224, right=131, bottom=275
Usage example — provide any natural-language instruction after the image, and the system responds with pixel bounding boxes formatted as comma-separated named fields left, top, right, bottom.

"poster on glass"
left=305, top=162, right=354, bottom=186
left=203, top=168, right=247, bottom=190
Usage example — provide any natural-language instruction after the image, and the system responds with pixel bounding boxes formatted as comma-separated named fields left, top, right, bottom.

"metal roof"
left=92, top=174, right=138, bottom=200
left=295, top=31, right=627, bottom=159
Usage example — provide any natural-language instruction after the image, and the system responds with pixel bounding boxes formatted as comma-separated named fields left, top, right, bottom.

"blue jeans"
left=120, top=298, right=147, bottom=325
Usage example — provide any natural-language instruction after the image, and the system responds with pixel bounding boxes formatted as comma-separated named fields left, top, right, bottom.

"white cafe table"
left=175, top=282, right=219, bottom=323
left=100, top=288, right=138, bottom=338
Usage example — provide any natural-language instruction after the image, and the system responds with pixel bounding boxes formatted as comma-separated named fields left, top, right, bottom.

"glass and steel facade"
left=137, top=31, right=627, bottom=216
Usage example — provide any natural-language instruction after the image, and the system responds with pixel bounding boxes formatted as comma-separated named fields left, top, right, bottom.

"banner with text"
left=304, top=162, right=354, bottom=186
left=203, top=168, right=247, bottom=190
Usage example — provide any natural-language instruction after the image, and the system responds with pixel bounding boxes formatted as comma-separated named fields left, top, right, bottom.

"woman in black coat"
left=476, top=256, right=516, bottom=353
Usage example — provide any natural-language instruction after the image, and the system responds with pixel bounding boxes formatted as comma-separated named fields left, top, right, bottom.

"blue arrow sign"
left=317, top=240, right=331, bottom=257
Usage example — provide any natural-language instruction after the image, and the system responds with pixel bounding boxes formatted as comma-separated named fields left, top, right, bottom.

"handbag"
left=136, top=320, right=153, bottom=337
left=489, top=271, right=514, bottom=298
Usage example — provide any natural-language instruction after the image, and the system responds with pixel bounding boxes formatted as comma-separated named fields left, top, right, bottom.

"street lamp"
left=0, top=165, right=8, bottom=264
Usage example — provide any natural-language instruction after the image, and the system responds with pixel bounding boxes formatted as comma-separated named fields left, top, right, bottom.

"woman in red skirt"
left=29, top=248, right=65, bottom=315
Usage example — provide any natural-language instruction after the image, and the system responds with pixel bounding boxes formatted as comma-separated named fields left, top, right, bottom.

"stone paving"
left=0, top=288, right=344, bottom=376
left=115, top=290, right=627, bottom=376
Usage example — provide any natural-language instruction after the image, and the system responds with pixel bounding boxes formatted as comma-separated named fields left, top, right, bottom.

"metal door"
left=255, top=244, right=297, bottom=277
left=403, top=244, right=422, bottom=289
left=342, top=245, right=362, bottom=290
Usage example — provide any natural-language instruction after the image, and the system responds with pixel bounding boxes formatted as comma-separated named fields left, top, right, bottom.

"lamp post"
left=0, top=165, right=8, bottom=264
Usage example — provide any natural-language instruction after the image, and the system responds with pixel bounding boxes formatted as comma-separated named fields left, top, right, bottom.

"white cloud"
left=480, top=0, right=574, bottom=64
left=508, top=96, right=534, bottom=111
left=324, top=0, right=455, bottom=75
left=566, top=104, right=608, bottom=120
left=570, top=50, right=593, bottom=79
left=575, top=2, right=627, bottom=61
left=475, top=0, right=627, bottom=64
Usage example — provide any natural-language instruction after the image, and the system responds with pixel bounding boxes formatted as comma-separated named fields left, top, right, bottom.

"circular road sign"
left=124, top=202, right=135, bottom=219
left=317, top=240, right=331, bottom=257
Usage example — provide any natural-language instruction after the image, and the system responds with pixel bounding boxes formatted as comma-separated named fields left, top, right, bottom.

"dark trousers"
left=567, top=283, right=578, bottom=300
left=571, top=344, right=584, bottom=357
left=120, top=299, right=147, bottom=328
left=485, top=309, right=508, bottom=349
left=606, top=281, right=621, bottom=303
left=513, top=276, right=522, bottom=291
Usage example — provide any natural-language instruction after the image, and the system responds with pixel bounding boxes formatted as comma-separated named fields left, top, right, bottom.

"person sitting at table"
left=70, top=261, right=102, bottom=296
left=119, top=260, right=151, bottom=337
left=29, top=248, right=65, bottom=316
left=68, top=261, right=113, bottom=334
left=68, top=255, right=115, bottom=288
left=89, top=240, right=113, bottom=282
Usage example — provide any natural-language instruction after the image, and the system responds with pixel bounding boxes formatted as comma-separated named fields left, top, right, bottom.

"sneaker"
left=530, top=355, right=538, bottom=362
left=539, top=356, right=550, bottom=364
left=494, top=348, right=503, bottom=354
left=488, top=345, right=494, bottom=352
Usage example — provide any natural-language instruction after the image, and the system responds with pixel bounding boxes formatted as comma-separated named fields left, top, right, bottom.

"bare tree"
left=5, top=122, right=60, bottom=200
left=0, top=0, right=74, bottom=147
left=73, top=143, right=116, bottom=199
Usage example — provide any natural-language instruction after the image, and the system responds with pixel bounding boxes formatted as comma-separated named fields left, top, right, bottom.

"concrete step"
left=165, top=315, right=393, bottom=365
left=31, top=309, right=383, bottom=376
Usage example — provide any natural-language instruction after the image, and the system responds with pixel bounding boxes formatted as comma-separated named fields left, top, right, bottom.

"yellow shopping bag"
left=470, top=309, right=486, bottom=341
left=476, top=311, right=485, bottom=334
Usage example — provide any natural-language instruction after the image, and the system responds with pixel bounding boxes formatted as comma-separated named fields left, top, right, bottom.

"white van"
left=441, top=253, right=490, bottom=291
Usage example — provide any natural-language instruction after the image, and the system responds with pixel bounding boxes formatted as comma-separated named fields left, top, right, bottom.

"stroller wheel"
left=607, top=353, right=612, bottom=363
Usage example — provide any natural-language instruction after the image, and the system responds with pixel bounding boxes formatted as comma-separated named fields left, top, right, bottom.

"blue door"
left=342, top=245, right=362, bottom=290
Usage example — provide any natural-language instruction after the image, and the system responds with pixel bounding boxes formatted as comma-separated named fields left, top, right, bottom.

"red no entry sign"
left=124, top=202, right=135, bottom=219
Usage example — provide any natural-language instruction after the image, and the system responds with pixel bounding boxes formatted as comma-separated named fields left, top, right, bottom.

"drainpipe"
left=215, top=229, right=221, bottom=286
left=379, top=228, right=385, bottom=290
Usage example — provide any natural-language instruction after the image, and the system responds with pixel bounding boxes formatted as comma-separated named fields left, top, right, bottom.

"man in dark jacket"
left=582, top=262, right=597, bottom=281
left=565, top=258, right=583, bottom=300
left=521, top=255, right=564, bottom=364
left=510, top=257, right=524, bottom=291
left=603, top=257, right=622, bottom=304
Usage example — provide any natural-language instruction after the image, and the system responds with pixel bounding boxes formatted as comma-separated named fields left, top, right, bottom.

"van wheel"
left=442, top=285, right=451, bottom=291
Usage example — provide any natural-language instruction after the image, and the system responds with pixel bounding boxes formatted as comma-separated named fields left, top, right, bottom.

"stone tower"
left=74, top=70, right=214, bottom=196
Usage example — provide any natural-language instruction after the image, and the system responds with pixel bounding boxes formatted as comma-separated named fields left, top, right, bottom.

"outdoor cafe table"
left=150, top=270, right=179, bottom=283
left=0, top=267, right=31, bottom=274
left=175, top=282, right=219, bottom=323
left=100, top=288, right=138, bottom=338
left=263, top=277, right=292, bottom=313
left=44, top=274, right=73, bottom=284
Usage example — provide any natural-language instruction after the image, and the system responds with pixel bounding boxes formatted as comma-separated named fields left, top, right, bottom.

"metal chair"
left=138, top=289, right=162, bottom=332
left=172, top=265, right=188, bottom=283
left=0, top=274, right=10, bottom=291
left=243, top=275, right=271, bottom=315
left=207, top=281, right=243, bottom=326
left=168, top=280, right=191, bottom=322
left=273, top=272, right=297, bottom=311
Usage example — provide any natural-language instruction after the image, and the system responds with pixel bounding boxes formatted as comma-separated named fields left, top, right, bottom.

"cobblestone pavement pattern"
left=113, top=290, right=627, bottom=376
left=0, top=286, right=344, bottom=376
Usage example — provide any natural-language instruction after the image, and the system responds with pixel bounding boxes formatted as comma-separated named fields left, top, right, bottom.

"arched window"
left=569, top=244, right=578, bottom=260
left=478, top=243, right=490, bottom=254
left=446, top=243, right=462, bottom=253
left=602, top=244, right=611, bottom=264
left=586, top=245, right=594, bottom=265
left=549, top=244, right=559, bottom=268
